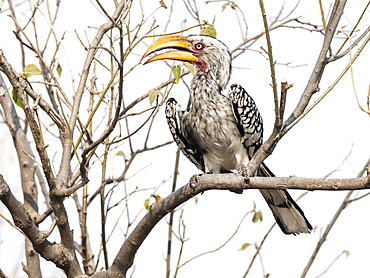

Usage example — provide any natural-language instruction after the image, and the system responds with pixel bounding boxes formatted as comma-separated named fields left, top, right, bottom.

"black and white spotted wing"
left=228, top=84, right=263, bottom=159
left=228, top=84, right=312, bottom=234
left=165, top=98, right=205, bottom=172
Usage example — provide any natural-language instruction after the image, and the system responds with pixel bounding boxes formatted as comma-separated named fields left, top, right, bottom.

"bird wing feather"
left=228, top=84, right=312, bottom=234
left=227, top=84, right=263, bottom=159
left=165, top=98, right=205, bottom=172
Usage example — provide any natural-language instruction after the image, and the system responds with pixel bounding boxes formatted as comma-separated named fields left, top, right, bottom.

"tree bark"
left=0, top=74, right=42, bottom=278
left=106, top=171, right=369, bottom=277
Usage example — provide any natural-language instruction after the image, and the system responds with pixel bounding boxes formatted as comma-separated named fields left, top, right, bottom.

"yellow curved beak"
left=142, top=35, right=197, bottom=64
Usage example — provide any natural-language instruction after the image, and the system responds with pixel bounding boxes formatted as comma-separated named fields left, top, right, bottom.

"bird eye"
left=194, top=42, right=204, bottom=50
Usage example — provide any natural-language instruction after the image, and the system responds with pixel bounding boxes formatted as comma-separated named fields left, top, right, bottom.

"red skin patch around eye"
left=191, top=41, right=208, bottom=73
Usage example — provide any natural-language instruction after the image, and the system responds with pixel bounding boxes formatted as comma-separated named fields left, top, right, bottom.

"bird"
left=142, top=34, right=312, bottom=234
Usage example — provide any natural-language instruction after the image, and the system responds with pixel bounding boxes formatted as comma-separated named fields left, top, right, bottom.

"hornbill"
left=142, top=34, right=312, bottom=234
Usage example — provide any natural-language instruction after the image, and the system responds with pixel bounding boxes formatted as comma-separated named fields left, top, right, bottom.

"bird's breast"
left=183, top=98, right=247, bottom=173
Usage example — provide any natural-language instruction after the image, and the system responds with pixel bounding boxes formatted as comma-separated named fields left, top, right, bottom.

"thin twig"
left=314, top=250, right=349, bottom=278
left=177, top=211, right=251, bottom=269
left=279, top=81, right=293, bottom=122
left=283, top=32, right=370, bottom=134
left=285, top=0, right=348, bottom=126
left=333, top=1, right=370, bottom=57
left=300, top=157, right=370, bottom=277
left=260, top=0, right=280, bottom=130
left=166, top=148, right=181, bottom=278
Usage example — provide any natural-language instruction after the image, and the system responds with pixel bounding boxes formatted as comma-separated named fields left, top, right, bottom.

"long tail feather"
left=259, top=163, right=312, bottom=235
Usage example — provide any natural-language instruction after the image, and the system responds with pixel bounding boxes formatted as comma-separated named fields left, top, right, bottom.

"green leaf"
left=200, top=25, right=217, bottom=38
left=184, top=62, right=195, bottom=75
left=172, top=65, right=181, bottom=83
left=56, top=63, right=62, bottom=77
left=23, top=64, right=41, bottom=78
left=239, top=243, right=251, bottom=251
left=148, top=89, right=160, bottom=105
left=116, top=151, right=125, bottom=157
left=252, top=210, right=263, bottom=223
left=144, top=198, right=151, bottom=211
left=11, top=89, right=22, bottom=108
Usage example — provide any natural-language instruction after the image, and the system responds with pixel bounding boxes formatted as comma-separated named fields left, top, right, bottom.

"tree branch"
left=301, top=157, right=370, bottom=277
left=108, top=179, right=200, bottom=277
left=0, top=175, right=84, bottom=277
left=194, top=173, right=370, bottom=191
left=0, top=268, right=9, bottom=278
left=0, top=74, right=42, bottom=277
left=67, top=1, right=128, bottom=144
left=107, top=171, right=370, bottom=277
left=259, top=0, right=280, bottom=131
left=0, top=50, right=56, bottom=188
left=286, top=0, right=347, bottom=125
left=0, top=51, right=81, bottom=277
left=244, top=0, right=348, bottom=177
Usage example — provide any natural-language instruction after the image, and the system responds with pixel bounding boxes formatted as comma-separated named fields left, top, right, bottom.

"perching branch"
left=1, top=1, right=368, bottom=277
left=106, top=171, right=370, bottom=277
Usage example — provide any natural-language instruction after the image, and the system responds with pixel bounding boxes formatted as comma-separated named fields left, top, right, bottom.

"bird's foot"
left=237, top=164, right=249, bottom=179
left=227, top=165, right=248, bottom=194
left=188, top=174, right=200, bottom=190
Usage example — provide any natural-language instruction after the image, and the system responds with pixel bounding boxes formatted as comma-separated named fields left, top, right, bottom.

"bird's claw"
left=237, top=164, right=249, bottom=178
left=189, top=174, right=200, bottom=190
left=228, top=164, right=248, bottom=194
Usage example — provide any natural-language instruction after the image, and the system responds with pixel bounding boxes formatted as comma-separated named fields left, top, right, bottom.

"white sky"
left=0, top=0, right=370, bottom=277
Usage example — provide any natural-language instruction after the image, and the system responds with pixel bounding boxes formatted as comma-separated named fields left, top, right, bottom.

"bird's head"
left=142, top=35, right=231, bottom=89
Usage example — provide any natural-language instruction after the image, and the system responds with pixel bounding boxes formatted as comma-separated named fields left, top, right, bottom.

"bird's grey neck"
left=190, top=73, right=224, bottom=109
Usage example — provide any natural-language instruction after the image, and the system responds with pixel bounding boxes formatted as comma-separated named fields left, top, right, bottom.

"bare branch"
left=178, top=211, right=250, bottom=269
left=301, top=158, right=370, bottom=278
left=166, top=148, right=181, bottom=278
left=0, top=73, right=42, bottom=277
left=286, top=0, right=347, bottom=125
left=69, top=1, right=128, bottom=136
left=284, top=31, right=370, bottom=133
left=245, top=0, right=348, bottom=177
left=0, top=51, right=55, bottom=190
left=259, top=0, right=280, bottom=131
left=301, top=191, right=352, bottom=278
left=279, top=80, right=293, bottom=122
left=0, top=51, right=67, bottom=134
left=107, top=171, right=370, bottom=276
left=193, top=173, right=370, bottom=191
left=0, top=175, right=83, bottom=277
left=0, top=268, right=9, bottom=278
left=333, top=1, right=370, bottom=57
